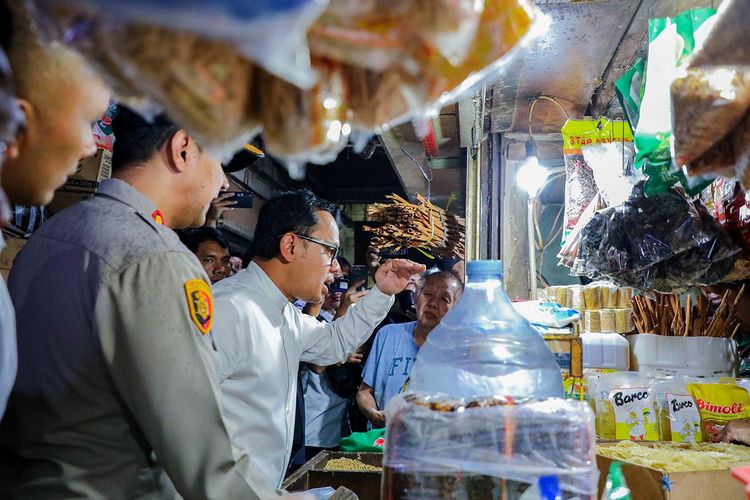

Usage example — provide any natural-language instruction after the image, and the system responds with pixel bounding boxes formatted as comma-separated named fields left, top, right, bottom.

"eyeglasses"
left=294, top=233, right=339, bottom=267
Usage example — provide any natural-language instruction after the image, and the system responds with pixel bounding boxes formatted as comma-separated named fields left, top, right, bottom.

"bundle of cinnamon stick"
left=364, top=193, right=465, bottom=258
left=631, top=286, right=745, bottom=338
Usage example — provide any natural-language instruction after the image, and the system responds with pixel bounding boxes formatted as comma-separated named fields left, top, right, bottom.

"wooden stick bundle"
left=631, top=286, right=745, bottom=338
left=364, top=193, right=465, bottom=258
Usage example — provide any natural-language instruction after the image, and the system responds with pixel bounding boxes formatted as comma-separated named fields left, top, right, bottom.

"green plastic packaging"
left=634, top=8, right=717, bottom=197
left=615, top=58, right=646, bottom=131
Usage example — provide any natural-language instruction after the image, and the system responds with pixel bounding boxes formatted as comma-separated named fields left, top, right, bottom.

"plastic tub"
left=628, top=334, right=738, bottom=377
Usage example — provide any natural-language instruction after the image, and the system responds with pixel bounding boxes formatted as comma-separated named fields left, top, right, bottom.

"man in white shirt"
left=211, top=189, right=424, bottom=486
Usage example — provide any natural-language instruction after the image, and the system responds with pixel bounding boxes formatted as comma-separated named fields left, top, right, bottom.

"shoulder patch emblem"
left=184, top=279, right=213, bottom=334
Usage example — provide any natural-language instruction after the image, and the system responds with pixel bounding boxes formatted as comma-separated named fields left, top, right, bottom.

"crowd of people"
left=0, top=10, right=467, bottom=498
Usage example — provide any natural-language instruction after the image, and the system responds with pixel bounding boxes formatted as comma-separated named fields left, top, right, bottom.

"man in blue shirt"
left=357, top=270, right=462, bottom=428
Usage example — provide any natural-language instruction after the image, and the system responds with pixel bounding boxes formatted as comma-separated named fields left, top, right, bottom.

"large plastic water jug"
left=409, top=260, right=563, bottom=399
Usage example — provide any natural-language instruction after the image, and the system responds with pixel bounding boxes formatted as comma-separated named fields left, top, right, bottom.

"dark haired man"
left=179, top=227, right=232, bottom=284
left=0, top=107, right=280, bottom=498
left=212, top=188, right=425, bottom=486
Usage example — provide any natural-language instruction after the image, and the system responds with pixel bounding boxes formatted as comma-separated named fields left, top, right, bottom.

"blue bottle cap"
left=538, top=475, right=561, bottom=500
left=466, top=260, right=503, bottom=279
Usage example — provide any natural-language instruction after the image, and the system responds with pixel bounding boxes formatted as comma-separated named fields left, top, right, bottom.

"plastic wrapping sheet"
left=578, top=184, right=739, bottom=292
left=37, top=0, right=327, bottom=88
left=383, top=394, right=597, bottom=499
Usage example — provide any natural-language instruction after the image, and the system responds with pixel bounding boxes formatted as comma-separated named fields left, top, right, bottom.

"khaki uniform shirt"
left=0, top=179, right=278, bottom=499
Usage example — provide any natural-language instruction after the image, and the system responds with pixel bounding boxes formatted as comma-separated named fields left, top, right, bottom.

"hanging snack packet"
left=687, top=382, right=750, bottom=442
left=560, top=119, right=600, bottom=246
left=581, top=118, right=637, bottom=207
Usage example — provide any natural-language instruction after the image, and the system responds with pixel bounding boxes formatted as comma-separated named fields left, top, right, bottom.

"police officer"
left=0, top=107, right=280, bottom=498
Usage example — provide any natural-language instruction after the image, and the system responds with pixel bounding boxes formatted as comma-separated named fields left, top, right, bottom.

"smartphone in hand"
left=349, top=265, right=368, bottom=290
left=221, top=191, right=254, bottom=209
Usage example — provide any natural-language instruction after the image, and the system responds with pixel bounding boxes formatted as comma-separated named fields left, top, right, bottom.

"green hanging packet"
left=615, top=58, right=646, bottom=131
left=634, top=8, right=717, bottom=197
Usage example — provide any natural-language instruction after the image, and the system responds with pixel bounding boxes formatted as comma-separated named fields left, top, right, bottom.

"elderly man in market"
left=357, top=270, right=463, bottom=428
left=211, top=188, right=425, bottom=487
left=0, top=5, right=110, bottom=420
left=0, top=106, right=284, bottom=499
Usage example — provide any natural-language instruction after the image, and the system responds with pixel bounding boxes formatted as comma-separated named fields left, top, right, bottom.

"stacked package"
left=542, top=283, right=633, bottom=334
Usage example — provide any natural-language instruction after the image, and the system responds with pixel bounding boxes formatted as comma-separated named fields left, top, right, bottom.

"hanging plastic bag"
left=37, top=0, right=327, bottom=89
left=257, top=58, right=350, bottom=170
left=37, top=11, right=261, bottom=155
left=578, top=183, right=739, bottom=292
left=560, top=119, right=600, bottom=246
left=671, top=68, right=750, bottom=167
left=635, top=7, right=717, bottom=197
left=558, top=191, right=606, bottom=272
left=581, top=118, right=637, bottom=207
left=689, top=0, right=750, bottom=70
left=615, top=58, right=646, bottom=131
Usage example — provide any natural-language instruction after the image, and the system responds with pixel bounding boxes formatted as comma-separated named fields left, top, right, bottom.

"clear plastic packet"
left=689, top=0, right=750, bottom=70
left=37, top=0, right=327, bottom=89
left=39, top=13, right=261, bottom=155
left=558, top=191, right=606, bottom=272
left=671, top=68, right=750, bottom=166
left=578, top=183, right=739, bottom=292
left=414, top=0, right=544, bottom=112
left=560, top=119, right=601, bottom=246
left=581, top=118, right=639, bottom=207
left=307, top=0, right=408, bottom=72
left=342, top=65, right=413, bottom=130
left=712, top=178, right=750, bottom=253
left=383, top=393, right=597, bottom=499
left=652, top=377, right=703, bottom=442
left=256, top=58, right=351, bottom=169
left=308, top=0, right=484, bottom=73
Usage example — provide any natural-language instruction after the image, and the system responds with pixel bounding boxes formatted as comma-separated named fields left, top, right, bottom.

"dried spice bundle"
left=364, top=193, right=465, bottom=258
left=631, top=286, right=744, bottom=338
